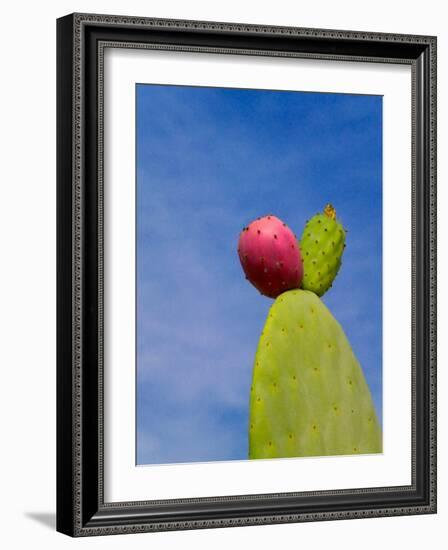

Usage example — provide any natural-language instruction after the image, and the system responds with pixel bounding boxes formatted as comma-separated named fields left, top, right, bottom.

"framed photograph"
left=56, top=13, right=437, bottom=536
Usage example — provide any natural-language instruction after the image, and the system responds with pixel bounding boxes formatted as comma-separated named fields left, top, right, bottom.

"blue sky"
left=136, top=84, right=382, bottom=465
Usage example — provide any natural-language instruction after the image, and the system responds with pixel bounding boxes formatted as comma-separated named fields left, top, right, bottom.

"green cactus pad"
left=299, top=204, right=345, bottom=297
left=249, top=289, right=381, bottom=459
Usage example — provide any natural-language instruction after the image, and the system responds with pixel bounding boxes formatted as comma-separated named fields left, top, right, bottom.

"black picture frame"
left=57, top=13, right=437, bottom=537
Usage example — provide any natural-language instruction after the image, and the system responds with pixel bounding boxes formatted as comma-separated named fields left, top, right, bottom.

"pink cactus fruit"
left=238, top=215, right=303, bottom=299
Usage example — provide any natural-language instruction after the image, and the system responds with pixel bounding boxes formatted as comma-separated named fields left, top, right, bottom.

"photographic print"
left=136, top=84, right=383, bottom=465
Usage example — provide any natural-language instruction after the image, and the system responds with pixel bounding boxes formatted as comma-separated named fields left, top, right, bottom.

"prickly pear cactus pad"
left=249, top=289, right=381, bottom=459
left=299, top=204, right=346, bottom=297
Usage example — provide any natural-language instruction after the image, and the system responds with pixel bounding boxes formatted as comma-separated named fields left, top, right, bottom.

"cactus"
left=238, top=206, right=382, bottom=460
left=299, top=204, right=346, bottom=297
left=238, top=215, right=303, bottom=299
left=249, top=289, right=381, bottom=459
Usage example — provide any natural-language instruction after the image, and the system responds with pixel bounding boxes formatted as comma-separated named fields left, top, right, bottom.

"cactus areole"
left=238, top=215, right=303, bottom=299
